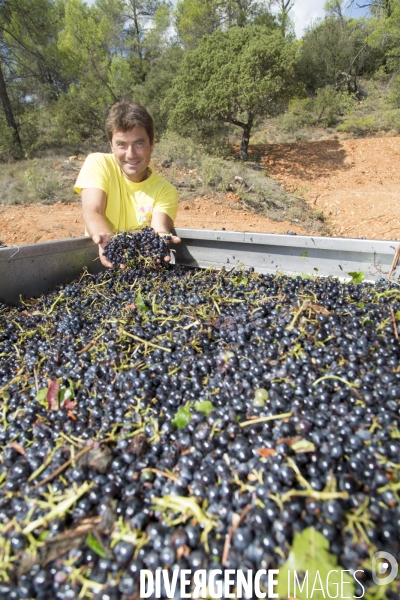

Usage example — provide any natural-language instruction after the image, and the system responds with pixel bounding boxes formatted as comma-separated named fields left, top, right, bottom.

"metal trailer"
left=0, top=229, right=399, bottom=305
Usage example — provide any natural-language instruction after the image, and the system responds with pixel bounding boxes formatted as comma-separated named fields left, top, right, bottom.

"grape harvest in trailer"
left=0, top=235, right=399, bottom=599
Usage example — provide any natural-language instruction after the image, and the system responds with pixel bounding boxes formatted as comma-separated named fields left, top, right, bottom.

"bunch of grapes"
left=103, top=227, right=172, bottom=267
left=0, top=264, right=399, bottom=599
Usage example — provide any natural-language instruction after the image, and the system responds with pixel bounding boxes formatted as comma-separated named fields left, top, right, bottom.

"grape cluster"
left=0, top=265, right=399, bottom=599
left=103, top=227, right=172, bottom=267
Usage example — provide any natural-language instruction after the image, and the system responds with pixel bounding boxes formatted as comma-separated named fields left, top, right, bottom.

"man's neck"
left=123, top=167, right=151, bottom=183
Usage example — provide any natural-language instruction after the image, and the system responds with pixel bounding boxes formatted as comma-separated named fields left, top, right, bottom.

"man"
left=74, top=100, right=180, bottom=268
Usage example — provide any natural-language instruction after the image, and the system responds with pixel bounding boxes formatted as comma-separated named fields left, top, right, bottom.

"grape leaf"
left=172, top=406, right=191, bottom=429
left=347, top=271, right=364, bottom=284
left=135, top=291, right=149, bottom=313
left=35, top=388, right=48, bottom=405
left=291, top=439, right=316, bottom=453
left=194, top=400, right=214, bottom=415
left=86, top=531, right=109, bottom=558
left=59, top=385, right=74, bottom=406
left=277, top=528, right=355, bottom=600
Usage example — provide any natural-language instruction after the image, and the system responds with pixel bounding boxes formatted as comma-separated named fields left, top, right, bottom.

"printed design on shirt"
left=137, top=204, right=153, bottom=226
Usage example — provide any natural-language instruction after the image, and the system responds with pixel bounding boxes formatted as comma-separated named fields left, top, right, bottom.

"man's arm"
left=151, top=212, right=181, bottom=262
left=81, top=188, right=114, bottom=268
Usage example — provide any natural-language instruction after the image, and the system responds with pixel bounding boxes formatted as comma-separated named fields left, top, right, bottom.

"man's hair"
left=105, top=100, right=154, bottom=144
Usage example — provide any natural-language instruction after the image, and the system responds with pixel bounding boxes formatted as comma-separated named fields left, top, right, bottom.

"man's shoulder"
left=150, top=169, right=177, bottom=191
left=84, top=152, right=115, bottom=167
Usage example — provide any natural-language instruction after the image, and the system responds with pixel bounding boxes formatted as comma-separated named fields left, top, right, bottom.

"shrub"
left=155, top=132, right=202, bottom=169
left=337, top=115, right=376, bottom=134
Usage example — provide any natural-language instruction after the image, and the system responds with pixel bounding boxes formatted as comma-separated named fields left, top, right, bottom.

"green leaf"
left=68, top=379, right=76, bottom=395
left=347, top=271, right=364, bottom=284
left=172, top=406, right=191, bottom=429
left=59, top=386, right=73, bottom=404
left=135, top=291, right=150, bottom=313
left=291, top=439, right=316, bottom=453
left=239, top=277, right=249, bottom=285
left=277, top=528, right=355, bottom=600
left=194, top=400, right=214, bottom=415
left=35, top=388, right=48, bottom=405
left=86, top=530, right=109, bottom=558
left=301, top=252, right=308, bottom=259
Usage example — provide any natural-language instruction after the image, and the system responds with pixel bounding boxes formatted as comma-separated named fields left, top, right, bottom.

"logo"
left=372, top=552, right=398, bottom=586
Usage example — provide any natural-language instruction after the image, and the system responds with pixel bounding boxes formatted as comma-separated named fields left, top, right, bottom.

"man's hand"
left=92, top=233, right=116, bottom=269
left=161, top=234, right=181, bottom=262
left=151, top=213, right=181, bottom=262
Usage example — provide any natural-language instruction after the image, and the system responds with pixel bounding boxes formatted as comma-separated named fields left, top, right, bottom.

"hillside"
left=1, top=136, right=400, bottom=246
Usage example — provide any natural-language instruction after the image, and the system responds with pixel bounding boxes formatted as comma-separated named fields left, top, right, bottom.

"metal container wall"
left=0, top=229, right=399, bottom=305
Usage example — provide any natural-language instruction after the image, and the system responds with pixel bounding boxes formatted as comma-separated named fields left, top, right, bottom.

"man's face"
left=110, top=126, right=154, bottom=183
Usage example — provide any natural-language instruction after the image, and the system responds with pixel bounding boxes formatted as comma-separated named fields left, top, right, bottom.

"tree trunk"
left=238, top=115, right=253, bottom=160
left=0, top=59, right=23, bottom=156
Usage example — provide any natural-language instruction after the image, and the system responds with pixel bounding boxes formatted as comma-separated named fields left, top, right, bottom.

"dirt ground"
left=1, top=136, right=400, bottom=246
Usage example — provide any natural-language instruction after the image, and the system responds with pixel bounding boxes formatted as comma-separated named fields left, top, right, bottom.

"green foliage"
left=297, top=14, right=382, bottom=94
left=193, top=400, right=214, bottom=415
left=388, top=74, right=400, bottom=106
left=0, top=155, right=77, bottom=205
left=135, top=291, right=150, bottom=312
left=164, top=26, right=298, bottom=157
left=367, top=0, right=400, bottom=71
left=277, top=528, right=355, bottom=600
left=200, top=156, right=236, bottom=192
left=0, top=118, right=17, bottom=162
left=156, top=131, right=202, bottom=168
left=175, top=0, right=278, bottom=49
left=56, top=0, right=125, bottom=139
left=347, top=271, right=364, bottom=283
left=0, top=0, right=399, bottom=162
left=175, top=0, right=220, bottom=49
left=314, top=86, right=355, bottom=125
left=86, top=531, right=109, bottom=558
left=338, top=114, right=376, bottom=133
left=172, top=405, right=191, bottom=429
left=134, top=46, right=184, bottom=138
left=279, top=87, right=356, bottom=133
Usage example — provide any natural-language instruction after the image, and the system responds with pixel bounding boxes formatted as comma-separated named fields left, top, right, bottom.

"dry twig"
left=387, top=244, right=400, bottom=281
left=31, top=437, right=113, bottom=490
left=389, top=305, right=399, bottom=341
left=221, top=504, right=251, bottom=567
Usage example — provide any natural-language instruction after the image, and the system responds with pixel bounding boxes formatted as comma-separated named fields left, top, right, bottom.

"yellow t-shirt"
left=74, top=153, right=178, bottom=232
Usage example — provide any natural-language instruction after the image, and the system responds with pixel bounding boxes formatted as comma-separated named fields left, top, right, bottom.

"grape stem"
left=23, top=482, right=92, bottom=535
left=119, top=328, right=172, bottom=353
left=239, top=411, right=293, bottom=427
left=312, top=374, right=360, bottom=388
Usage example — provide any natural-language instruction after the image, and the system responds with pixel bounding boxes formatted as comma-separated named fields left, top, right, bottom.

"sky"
left=284, top=0, right=370, bottom=38
left=86, top=0, right=371, bottom=39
